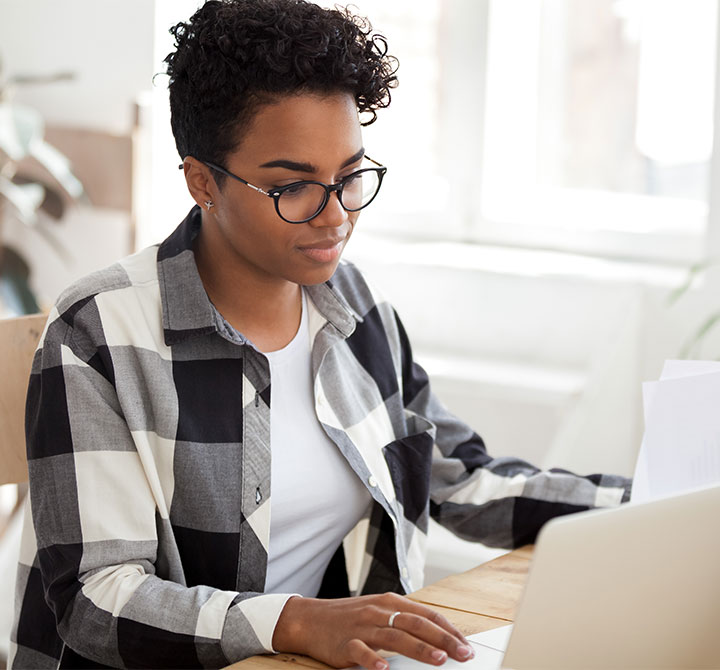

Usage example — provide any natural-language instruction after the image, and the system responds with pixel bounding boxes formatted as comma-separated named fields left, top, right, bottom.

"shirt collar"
left=157, top=206, right=358, bottom=346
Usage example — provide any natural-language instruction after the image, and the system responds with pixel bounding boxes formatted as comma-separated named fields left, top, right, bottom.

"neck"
left=193, top=219, right=302, bottom=352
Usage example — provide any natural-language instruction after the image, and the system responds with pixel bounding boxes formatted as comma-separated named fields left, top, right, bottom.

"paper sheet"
left=660, top=359, right=720, bottom=380
left=632, top=360, right=720, bottom=503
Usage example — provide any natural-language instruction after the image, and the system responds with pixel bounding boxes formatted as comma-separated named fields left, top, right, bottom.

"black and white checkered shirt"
left=11, top=206, right=631, bottom=669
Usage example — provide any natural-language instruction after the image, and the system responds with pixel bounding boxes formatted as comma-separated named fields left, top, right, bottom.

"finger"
left=383, top=611, right=474, bottom=663
left=373, top=625, right=452, bottom=666
left=346, top=637, right=391, bottom=670
left=420, top=607, right=470, bottom=647
left=380, top=595, right=470, bottom=647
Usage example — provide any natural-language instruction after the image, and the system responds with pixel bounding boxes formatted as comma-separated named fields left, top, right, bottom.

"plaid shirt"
left=11, top=206, right=631, bottom=669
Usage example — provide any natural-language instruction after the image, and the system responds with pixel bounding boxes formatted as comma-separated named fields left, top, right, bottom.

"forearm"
left=431, top=456, right=631, bottom=547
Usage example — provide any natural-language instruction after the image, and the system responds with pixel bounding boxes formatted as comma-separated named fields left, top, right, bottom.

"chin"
left=294, top=260, right=342, bottom=286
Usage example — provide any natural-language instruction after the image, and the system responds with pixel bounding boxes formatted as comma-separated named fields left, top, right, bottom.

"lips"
left=297, top=237, right=346, bottom=263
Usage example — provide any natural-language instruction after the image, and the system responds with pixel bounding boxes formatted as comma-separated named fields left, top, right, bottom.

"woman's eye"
left=342, top=172, right=363, bottom=190
left=281, top=183, right=309, bottom=197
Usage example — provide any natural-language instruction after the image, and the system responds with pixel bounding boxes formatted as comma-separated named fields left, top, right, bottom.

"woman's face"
left=199, top=91, right=365, bottom=287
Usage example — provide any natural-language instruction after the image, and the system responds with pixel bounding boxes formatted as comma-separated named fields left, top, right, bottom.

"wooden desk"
left=228, top=546, right=533, bottom=670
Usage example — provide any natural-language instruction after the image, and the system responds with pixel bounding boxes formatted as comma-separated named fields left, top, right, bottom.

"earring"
left=204, top=200, right=214, bottom=211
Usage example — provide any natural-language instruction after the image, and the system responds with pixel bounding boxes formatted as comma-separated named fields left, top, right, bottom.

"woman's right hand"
left=271, top=592, right=476, bottom=669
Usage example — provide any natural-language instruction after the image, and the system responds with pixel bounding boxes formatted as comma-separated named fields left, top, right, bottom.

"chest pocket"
left=383, top=431, right=435, bottom=528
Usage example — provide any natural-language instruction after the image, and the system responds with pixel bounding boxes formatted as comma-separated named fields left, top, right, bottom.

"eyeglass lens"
left=278, top=169, right=381, bottom=222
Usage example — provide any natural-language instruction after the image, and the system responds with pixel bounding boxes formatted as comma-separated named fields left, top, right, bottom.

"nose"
left=309, top=190, right=348, bottom=228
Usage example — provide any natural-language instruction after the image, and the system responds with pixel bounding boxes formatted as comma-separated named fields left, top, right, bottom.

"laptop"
left=501, top=483, right=720, bottom=668
left=387, top=484, right=720, bottom=670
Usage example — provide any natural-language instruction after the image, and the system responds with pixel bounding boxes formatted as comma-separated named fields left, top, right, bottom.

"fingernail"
left=431, top=650, right=447, bottom=663
left=375, top=662, right=388, bottom=670
left=457, top=645, right=473, bottom=659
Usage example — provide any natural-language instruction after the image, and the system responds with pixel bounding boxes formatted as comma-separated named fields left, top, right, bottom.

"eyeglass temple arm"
left=176, top=160, right=254, bottom=186
left=196, top=160, right=271, bottom=195
left=364, top=155, right=384, bottom=168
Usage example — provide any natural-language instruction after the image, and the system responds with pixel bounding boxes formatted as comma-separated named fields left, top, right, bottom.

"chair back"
left=0, top=313, right=46, bottom=486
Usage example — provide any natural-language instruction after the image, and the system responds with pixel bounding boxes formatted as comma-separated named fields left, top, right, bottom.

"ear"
left=183, top=157, right=218, bottom=211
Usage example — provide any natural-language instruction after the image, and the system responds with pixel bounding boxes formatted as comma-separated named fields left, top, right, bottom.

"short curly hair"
left=164, top=0, right=398, bottom=175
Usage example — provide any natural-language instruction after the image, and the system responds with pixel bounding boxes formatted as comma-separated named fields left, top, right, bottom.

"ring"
left=388, top=611, right=402, bottom=628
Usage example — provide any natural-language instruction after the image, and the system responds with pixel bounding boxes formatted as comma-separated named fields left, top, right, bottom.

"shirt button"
left=401, top=566, right=409, bottom=578
left=368, top=476, right=378, bottom=488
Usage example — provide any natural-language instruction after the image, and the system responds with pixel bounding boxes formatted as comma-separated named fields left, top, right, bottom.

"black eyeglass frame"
left=186, top=155, right=387, bottom=224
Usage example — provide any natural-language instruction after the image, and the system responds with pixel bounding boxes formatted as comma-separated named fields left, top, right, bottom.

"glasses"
left=200, top=156, right=387, bottom=224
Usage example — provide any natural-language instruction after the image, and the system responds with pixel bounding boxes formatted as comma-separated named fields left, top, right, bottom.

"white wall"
left=0, top=0, right=155, bottom=134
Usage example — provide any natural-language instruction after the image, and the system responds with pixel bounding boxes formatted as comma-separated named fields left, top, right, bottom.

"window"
left=479, top=0, right=719, bottom=262
left=341, top=0, right=720, bottom=264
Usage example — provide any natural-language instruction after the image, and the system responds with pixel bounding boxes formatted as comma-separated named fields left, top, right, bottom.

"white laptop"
left=387, top=484, right=720, bottom=670
left=500, top=483, right=720, bottom=669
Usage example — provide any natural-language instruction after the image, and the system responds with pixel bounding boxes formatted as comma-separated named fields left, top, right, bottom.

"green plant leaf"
left=666, top=261, right=715, bottom=307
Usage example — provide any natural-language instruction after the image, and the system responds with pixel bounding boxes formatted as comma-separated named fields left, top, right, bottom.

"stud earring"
left=204, top=200, right=214, bottom=211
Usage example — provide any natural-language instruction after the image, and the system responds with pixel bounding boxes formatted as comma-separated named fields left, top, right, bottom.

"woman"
left=11, top=1, right=631, bottom=668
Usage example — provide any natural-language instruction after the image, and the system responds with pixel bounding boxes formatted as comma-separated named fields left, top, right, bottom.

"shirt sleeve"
left=393, top=310, right=632, bottom=549
left=17, top=308, right=294, bottom=669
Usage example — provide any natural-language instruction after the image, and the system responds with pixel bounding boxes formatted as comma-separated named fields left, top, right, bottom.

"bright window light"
left=479, top=0, right=718, bottom=260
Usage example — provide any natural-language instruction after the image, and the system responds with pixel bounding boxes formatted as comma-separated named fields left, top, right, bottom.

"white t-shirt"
left=264, top=290, right=371, bottom=597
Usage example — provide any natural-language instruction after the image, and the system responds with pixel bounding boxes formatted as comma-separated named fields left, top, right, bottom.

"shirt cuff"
left=267, top=593, right=303, bottom=653
left=594, top=477, right=632, bottom=507
left=222, top=592, right=302, bottom=661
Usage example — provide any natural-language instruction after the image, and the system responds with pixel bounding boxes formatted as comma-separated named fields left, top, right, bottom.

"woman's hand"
left=272, top=592, right=475, bottom=669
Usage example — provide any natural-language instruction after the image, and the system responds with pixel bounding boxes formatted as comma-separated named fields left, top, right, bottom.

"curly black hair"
left=164, top=0, right=398, bottom=176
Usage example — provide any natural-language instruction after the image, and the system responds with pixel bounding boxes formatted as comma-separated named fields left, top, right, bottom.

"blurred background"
left=1, top=0, right=720, bottom=660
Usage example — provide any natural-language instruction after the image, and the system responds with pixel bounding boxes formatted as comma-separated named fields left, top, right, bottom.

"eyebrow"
left=258, top=147, right=365, bottom=173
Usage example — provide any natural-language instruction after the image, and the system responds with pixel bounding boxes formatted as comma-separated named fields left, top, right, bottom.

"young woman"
left=11, top=1, right=631, bottom=668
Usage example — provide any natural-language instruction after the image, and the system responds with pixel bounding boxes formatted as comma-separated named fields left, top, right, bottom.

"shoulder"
left=44, top=246, right=161, bottom=356
left=54, top=245, right=160, bottom=317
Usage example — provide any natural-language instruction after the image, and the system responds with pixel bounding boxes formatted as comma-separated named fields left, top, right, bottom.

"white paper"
left=642, top=381, right=658, bottom=424
left=468, top=624, right=513, bottom=653
left=660, top=359, right=720, bottom=380
left=382, top=626, right=512, bottom=670
left=632, top=361, right=720, bottom=503
left=631, top=434, right=652, bottom=503
left=633, top=380, right=659, bottom=503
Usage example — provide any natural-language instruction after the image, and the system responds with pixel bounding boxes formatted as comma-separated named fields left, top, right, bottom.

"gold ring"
left=388, top=611, right=402, bottom=628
